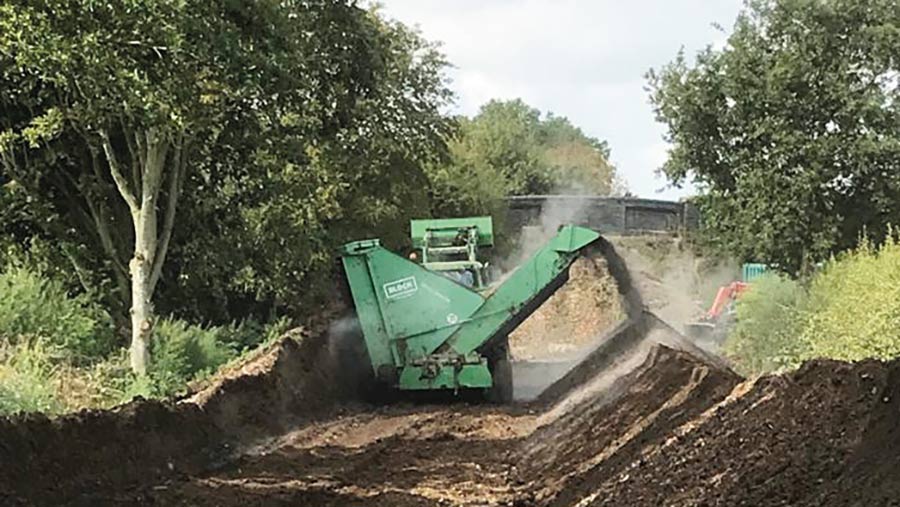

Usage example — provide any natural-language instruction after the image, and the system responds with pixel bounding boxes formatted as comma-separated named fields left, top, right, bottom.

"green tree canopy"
left=160, top=11, right=454, bottom=321
left=0, top=0, right=453, bottom=368
left=649, top=0, right=900, bottom=273
left=427, top=99, right=619, bottom=219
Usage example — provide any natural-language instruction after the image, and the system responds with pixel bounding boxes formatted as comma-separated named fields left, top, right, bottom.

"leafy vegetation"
left=649, top=0, right=900, bottom=274
left=726, top=236, right=900, bottom=375
left=0, top=265, right=115, bottom=359
left=800, top=236, right=900, bottom=362
left=442, top=99, right=619, bottom=199
left=724, top=273, right=809, bottom=375
left=0, top=266, right=288, bottom=415
left=649, top=0, right=900, bottom=375
left=426, top=99, right=619, bottom=249
left=0, top=340, right=62, bottom=414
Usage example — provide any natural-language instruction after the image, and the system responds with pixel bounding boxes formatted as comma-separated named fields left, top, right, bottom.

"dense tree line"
left=649, top=0, right=899, bottom=274
left=0, top=1, right=616, bottom=372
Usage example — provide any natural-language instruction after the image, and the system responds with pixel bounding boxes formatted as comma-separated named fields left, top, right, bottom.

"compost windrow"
left=3, top=326, right=900, bottom=506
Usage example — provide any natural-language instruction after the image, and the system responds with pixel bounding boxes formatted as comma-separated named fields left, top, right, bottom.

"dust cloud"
left=327, top=315, right=374, bottom=392
left=499, top=194, right=594, bottom=272
left=609, top=237, right=739, bottom=338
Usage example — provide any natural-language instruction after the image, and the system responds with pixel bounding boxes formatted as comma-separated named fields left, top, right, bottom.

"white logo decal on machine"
left=383, top=276, right=418, bottom=299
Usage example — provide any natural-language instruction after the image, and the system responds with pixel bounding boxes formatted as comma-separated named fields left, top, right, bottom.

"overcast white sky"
left=379, top=0, right=745, bottom=199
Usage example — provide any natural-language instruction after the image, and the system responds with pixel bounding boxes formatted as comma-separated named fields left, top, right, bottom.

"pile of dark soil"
left=0, top=327, right=357, bottom=505
left=103, top=344, right=735, bottom=506
left=516, top=345, right=741, bottom=506
left=186, top=326, right=358, bottom=442
left=3, top=335, right=900, bottom=506
left=0, top=399, right=221, bottom=506
left=585, top=356, right=900, bottom=507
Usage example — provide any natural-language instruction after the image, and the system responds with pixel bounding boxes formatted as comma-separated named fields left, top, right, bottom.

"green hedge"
left=800, top=238, right=900, bottom=362
left=725, top=236, right=900, bottom=374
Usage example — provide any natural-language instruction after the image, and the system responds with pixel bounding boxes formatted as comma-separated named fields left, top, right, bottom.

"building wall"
left=504, top=195, right=699, bottom=235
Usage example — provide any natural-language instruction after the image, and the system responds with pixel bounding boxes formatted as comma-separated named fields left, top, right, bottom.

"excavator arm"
left=704, top=281, right=749, bottom=320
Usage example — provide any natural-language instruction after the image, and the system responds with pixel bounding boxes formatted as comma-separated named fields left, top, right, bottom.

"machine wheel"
left=486, top=342, right=514, bottom=404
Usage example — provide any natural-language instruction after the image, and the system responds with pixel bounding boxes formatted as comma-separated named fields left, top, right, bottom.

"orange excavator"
left=685, top=263, right=767, bottom=344
left=685, top=281, right=748, bottom=343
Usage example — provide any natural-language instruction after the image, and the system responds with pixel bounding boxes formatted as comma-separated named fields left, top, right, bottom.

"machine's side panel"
left=341, top=244, right=486, bottom=376
left=341, top=255, right=396, bottom=375
left=363, top=248, right=484, bottom=358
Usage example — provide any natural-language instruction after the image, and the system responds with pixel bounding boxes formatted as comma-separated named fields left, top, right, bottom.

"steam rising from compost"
left=501, top=194, right=595, bottom=271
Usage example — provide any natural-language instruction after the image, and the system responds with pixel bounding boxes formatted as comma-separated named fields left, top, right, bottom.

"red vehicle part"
left=685, top=281, right=750, bottom=344
left=704, top=281, right=749, bottom=320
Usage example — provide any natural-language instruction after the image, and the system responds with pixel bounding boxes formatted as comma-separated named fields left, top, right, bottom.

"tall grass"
left=0, top=340, right=62, bottom=414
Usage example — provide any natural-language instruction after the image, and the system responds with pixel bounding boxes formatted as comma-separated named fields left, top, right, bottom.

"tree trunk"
left=101, top=127, right=176, bottom=375
left=129, top=190, right=160, bottom=374
left=129, top=247, right=153, bottom=373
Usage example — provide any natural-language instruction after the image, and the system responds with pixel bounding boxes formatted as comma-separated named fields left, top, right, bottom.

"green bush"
left=725, top=235, right=900, bottom=374
left=141, top=316, right=289, bottom=397
left=800, top=237, right=900, bottom=362
left=216, top=317, right=292, bottom=353
left=0, top=266, right=115, bottom=359
left=0, top=313, right=291, bottom=414
left=146, top=319, right=238, bottom=396
left=724, top=273, right=810, bottom=375
left=0, top=340, right=61, bottom=415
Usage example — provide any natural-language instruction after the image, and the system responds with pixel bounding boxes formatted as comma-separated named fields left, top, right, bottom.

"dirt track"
left=2, top=238, right=900, bottom=506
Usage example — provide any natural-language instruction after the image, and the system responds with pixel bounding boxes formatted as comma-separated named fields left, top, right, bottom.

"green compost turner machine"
left=340, top=216, right=603, bottom=401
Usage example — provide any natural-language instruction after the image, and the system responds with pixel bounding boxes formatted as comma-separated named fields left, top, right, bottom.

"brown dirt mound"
left=184, top=327, right=357, bottom=443
left=68, top=345, right=732, bottom=506
left=515, top=345, right=741, bottom=506
left=0, top=399, right=222, bottom=506
left=585, top=356, right=900, bottom=507
left=0, top=327, right=356, bottom=505
left=4, top=334, right=899, bottom=506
